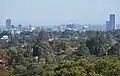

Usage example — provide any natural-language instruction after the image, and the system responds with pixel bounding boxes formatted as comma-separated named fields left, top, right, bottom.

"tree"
left=23, top=63, right=56, bottom=76
left=75, top=44, right=90, bottom=56
left=108, top=43, right=120, bottom=56
left=13, top=65, right=27, bottom=75
left=33, top=41, right=56, bottom=63
left=38, top=30, right=49, bottom=41
left=33, top=45, right=42, bottom=57
left=86, top=37, right=107, bottom=56
left=55, top=60, right=86, bottom=76
left=94, top=58, right=120, bottom=76
left=85, top=30, right=98, bottom=38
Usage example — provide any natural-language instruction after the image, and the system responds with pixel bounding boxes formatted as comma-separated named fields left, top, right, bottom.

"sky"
left=0, top=0, right=120, bottom=26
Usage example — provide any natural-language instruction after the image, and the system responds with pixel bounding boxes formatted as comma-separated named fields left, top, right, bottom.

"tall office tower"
left=6, top=19, right=11, bottom=31
left=110, top=14, right=115, bottom=30
left=106, top=14, right=116, bottom=31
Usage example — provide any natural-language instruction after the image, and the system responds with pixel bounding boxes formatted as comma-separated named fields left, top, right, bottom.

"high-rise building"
left=106, top=21, right=110, bottom=30
left=106, top=14, right=116, bottom=30
left=6, top=19, right=11, bottom=31
left=110, top=14, right=115, bottom=30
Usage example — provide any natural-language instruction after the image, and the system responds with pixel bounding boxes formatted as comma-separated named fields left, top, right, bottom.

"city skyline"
left=0, top=0, right=120, bottom=26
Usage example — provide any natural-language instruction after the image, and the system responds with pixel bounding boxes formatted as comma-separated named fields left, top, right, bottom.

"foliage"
left=75, top=44, right=90, bottom=56
left=0, top=29, right=120, bottom=76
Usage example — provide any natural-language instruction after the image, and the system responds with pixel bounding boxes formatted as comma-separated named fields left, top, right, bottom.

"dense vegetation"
left=0, top=29, right=120, bottom=76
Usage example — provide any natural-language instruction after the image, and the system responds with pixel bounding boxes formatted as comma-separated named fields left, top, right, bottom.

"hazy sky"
left=0, top=0, right=120, bottom=26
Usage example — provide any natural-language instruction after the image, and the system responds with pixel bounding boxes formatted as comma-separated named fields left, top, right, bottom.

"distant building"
left=28, top=25, right=35, bottom=32
left=110, top=14, right=115, bottom=30
left=106, top=14, right=116, bottom=30
left=6, top=19, right=11, bottom=31
left=82, top=26, right=89, bottom=31
left=11, top=25, right=15, bottom=29
left=28, top=25, right=32, bottom=30
left=57, top=25, right=64, bottom=32
left=18, top=24, right=22, bottom=31
left=66, top=24, right=75, bottom=30
left=1, top=35, right=8, bottom=40
left=14, top=30, right=21, bottom=34
left=106, top=21, right=110, bottom=30
left=116, top=24, right=120, bottom=29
